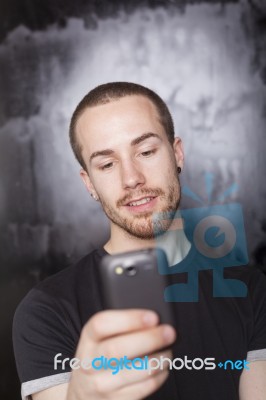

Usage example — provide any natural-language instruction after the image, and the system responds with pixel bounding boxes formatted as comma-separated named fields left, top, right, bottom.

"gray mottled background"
left=0, top=0, right=266, bottom=398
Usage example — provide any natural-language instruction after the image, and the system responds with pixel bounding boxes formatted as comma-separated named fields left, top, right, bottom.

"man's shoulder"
left=13, top=249, right=107, bottom=386
left=14, top=248, right=105, bottom=320
left=34, top=248, right=104, bottom=292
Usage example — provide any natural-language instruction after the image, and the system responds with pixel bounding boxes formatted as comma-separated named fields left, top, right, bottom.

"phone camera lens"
left=126, top=266, right=137, bottom=276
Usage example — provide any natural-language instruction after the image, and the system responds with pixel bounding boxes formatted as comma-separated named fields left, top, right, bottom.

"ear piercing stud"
left=90, top=193, right=99, bottom=201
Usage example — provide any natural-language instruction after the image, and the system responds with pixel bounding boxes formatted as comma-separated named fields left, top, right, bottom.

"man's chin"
left=130, top=211, right=154, bottom=219
left=103, top=201, right=179, bottom=239
left=107, top=213, right=153, bottom=240
left=123, top=226, right=156, bottom=240
left=121, top=216, right=173, bottom=240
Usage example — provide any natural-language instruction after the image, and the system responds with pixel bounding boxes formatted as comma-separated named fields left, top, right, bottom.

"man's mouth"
left=128, top=197, right=154, bottom=207
left=127, top=197, right=155, bottom=207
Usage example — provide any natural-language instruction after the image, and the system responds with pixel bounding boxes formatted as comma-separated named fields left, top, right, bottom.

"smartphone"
left=97, top=247, right=175, bottom=326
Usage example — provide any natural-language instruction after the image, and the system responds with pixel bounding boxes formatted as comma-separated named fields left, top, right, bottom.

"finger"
left=78, top=367, right=170, bottom=400
left=92, top=324, right=176, bottom=361
left=115, top=370, right=169, bottom=400
left=70, top=351, right=172, bottom=399
left=83, top=309, right=159, bottom=342
left=83, top=349, right=173, bottom=393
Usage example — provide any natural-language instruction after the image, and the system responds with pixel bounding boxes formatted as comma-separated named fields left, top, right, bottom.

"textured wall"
left=0, top=0, right=266, bottom=398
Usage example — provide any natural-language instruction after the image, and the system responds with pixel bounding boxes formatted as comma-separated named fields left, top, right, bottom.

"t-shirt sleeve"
left=13, top=287, right=76, bottom=400
left=247, top=268, right=266, bottom=361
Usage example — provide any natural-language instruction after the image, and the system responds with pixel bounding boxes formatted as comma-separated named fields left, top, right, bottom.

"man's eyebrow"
left=131, top=132, right=162, bottom=146
left=89, top=149, right=114, bottom=163
left=89, top=133, right=161, bottom=163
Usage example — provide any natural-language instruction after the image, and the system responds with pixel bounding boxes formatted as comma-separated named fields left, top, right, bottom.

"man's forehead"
left=76, top=94, right=163, bottom=142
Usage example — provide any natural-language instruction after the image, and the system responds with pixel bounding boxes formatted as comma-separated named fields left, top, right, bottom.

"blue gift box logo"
left=153, top=173, right=249, bottom=302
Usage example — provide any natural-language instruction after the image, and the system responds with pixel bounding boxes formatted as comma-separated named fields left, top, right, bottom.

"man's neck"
left=104, top=228, right=154, bottom=254
left=104, top=213, right=191, bottom=267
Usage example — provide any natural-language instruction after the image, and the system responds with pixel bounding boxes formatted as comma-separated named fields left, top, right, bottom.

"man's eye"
left=141, top=149, right=156, bottom=157
left=100, top=162, right=113, bottom=170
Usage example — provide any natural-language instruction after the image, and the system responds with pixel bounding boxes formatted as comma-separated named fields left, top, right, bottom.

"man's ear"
left=173, top=136, right=184, bottom=171
left=80, top=169, right=99, bottom=200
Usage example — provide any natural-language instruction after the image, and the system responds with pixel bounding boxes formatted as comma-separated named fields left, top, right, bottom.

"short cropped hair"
left=69, top=82, right=175, bottom=171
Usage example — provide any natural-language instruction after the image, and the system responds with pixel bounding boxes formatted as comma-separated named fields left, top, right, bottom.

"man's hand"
left=67, top=309, right=176, bottom=400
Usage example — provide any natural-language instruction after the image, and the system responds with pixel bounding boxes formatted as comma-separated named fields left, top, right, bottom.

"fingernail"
left=163, top=326, right=176, bottom=343
left=142, top=311, right=159, bottom=326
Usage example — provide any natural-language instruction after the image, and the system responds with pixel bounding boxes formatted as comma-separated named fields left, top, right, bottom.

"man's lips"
left=125, top=196, right=156, bottom=207
left=117, top=189, right=164, bottom=208
left=122, top=196, right=158, bottom=213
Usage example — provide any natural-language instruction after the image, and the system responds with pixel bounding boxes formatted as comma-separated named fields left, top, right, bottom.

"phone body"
left=97, top=247, right=175, bottom=326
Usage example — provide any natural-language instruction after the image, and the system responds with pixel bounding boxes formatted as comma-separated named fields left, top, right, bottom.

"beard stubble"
left=99, top=176, right=181, bottom=240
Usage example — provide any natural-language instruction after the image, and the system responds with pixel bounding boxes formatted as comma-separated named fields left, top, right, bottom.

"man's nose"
left=120, top=160, right=146, bottom=190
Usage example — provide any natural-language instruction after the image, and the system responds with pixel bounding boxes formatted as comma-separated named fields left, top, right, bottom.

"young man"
left=13, top=82, right=266, bottom=400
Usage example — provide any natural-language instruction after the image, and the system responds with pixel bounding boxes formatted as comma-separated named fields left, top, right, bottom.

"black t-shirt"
left=13, top=248, right=266, bottom=400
